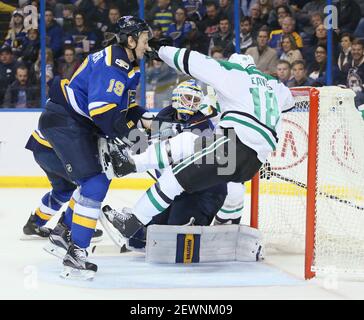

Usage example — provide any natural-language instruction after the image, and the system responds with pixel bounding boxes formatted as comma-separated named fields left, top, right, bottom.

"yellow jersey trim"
left=89, top=103, right=117, bottom=117
left=32, top=131, right=52, bottom=148
left=60, top=78, right=70, bottom=102
left=70, top=56, right=89, bottom=83
left=106, top=46, right=112, bottom=67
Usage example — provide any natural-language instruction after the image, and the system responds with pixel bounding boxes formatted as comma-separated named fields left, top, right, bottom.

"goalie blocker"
left=145, top=224, right=264, bottom=263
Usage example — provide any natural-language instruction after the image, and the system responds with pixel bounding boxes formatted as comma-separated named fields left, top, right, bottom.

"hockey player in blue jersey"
left=22, top=16, right=153, bottom=280
left=102, top=79, right=227, bottom=250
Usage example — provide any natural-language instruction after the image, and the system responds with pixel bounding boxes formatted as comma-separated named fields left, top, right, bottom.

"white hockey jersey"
left=158, top=46, right=295, bottom=162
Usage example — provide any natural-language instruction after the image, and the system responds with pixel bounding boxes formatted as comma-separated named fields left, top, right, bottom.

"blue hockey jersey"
left=52, top=44, right=146, bottom=138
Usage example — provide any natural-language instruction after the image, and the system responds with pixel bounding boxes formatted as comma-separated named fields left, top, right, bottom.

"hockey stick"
left=261, top=163, right=364, bottom=211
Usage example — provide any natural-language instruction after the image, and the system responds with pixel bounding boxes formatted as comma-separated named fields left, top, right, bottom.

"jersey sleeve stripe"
left=220, top=116, right=276, bottom=150
left=183, top=49, right=191, bottom=76
left=173, top=49, right=183, bottom=72
left=31, top=131, right=52, bottom=148
left=89, top=103, right=117, bottom=117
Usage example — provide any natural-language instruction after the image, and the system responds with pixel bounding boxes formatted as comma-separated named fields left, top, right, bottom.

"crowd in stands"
left=0, top=0, right=363, bottom=110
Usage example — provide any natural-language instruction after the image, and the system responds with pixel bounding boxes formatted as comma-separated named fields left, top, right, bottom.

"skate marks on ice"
left=38, top=252, right=304, bottom=289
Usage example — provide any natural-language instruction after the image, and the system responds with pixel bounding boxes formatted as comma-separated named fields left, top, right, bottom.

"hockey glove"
left=146, top=37, right=173, bottom=61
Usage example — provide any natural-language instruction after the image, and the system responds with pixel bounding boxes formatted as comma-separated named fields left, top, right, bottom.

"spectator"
left=88, top=0, right=110, bottom=34
left=250, top=3, right=266, bottom=37
left=151, top=23, right=163, bottom=41
left=45, top=9, right=63, bottom=58
left=267, top=4, right=291, bottom=30
left=307, top=23, right=340, bottom=62
left=341, top=40, right=364, bottom=117
left=57, top=46, right=80, bottom=80
left=276, top=59, right=292, bottom=85
left=61, top=4, right=75, bottom=34
left=46, top=0, right=64, bottom=19
left=287, top=60, right=314, bottom=87
left=307, top=44, right=341, bottom=86
left=301, top=12, right=323, bottom=41
left=181, top=0, right=205, bottom=22
left=3, top=64, right=39, bottom=108
left=341, top=39, right=364, bottom=86
left=337, top=0, right=361, bottom=34
left=246, top=28, right=279, bottom=74
left=148, top=0, right=175, bottom=35
left=208, top=16, right=233, bottom=58
left=185, top=21, right=210, bottom=55
left=241, top=0, right=258, bottom=17
left=259, top=0, right=273, bottom=23
left=279, top=34, right=303, bottom=64
left=296, top=0, right=326, bottom=29
left=0, top=46, right=16, bottom=106
left=64, top=12, right=98, bottom=60
left=269, top=16, right=303, bottom=51
left=167, top=7, right=193, bottom=48
left=227, top=16, right=254, bottom=54
left=4, top=10, right=27, bottom=57
left=30, top=47, right=54, bottom=91
left=338, top=33, right=353, bottom=72
left=219, top=0, right=235, bottom=24
left=210, top=46, right=225, bottom=60
left=197, top=1, right=221, bottom=39
left=19, top=28, right=40, bottom=68
left=105, top=5, right=121, bottom=34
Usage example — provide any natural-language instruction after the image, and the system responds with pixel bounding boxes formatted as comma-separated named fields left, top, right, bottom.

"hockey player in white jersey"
left=101, top=48, right=295, bottom=239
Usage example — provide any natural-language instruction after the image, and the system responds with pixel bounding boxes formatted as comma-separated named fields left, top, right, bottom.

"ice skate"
left=102, top=205, right=145, bottom=238
left=44, top=212, right=103, bottom=258
left=21, top=213, right=52, bottom=240
left=60, top=243, right=97, bottom=280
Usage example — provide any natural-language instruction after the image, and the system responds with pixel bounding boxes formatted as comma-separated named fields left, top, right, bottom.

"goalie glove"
left=98, top=137, right=136, bottom=179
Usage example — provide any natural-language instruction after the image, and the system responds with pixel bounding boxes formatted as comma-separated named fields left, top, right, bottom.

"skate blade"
left=60, top=266, right=96, bottom=281
left=43, top=242, right=67, bottom=259
left=90, top=236, right=103, bottom=243
left=20, top=234, right=49, bottom=241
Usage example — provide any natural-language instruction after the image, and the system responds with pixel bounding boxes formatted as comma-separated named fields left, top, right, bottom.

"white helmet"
left=172, top=79, right=203, bottom=120
left=228, top=53, right=256, bottom=69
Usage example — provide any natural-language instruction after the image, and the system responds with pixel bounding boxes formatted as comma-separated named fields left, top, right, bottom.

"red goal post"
left=250, top=86, right=364, bottom=280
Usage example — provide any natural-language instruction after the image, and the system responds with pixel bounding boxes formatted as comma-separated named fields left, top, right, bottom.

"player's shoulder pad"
left=105, top=45, right=132, bottom=74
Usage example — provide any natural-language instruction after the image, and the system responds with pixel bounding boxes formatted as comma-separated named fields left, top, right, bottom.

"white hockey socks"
left=133, top=167, right=184, bottom=225
left=132, top=132, right=198, bottom=172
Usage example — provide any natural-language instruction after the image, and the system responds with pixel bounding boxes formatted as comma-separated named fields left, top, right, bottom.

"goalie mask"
left=172, top=79, right=203, bottom=121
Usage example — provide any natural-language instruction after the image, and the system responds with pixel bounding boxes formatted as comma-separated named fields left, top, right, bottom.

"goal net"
left=250, top=87, right=364, bottom=279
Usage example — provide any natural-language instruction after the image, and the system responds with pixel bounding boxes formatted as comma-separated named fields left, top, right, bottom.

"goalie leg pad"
left=145, top=224, right=264, bottom=263
left=236, top=225, right=264, bottom=262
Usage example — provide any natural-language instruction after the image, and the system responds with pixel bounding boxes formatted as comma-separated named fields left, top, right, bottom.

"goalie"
left=101, top=79, right=228, bottom=251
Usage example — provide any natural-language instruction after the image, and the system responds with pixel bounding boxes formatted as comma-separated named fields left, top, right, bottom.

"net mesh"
left=257, top=87, right=364, bottom=275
